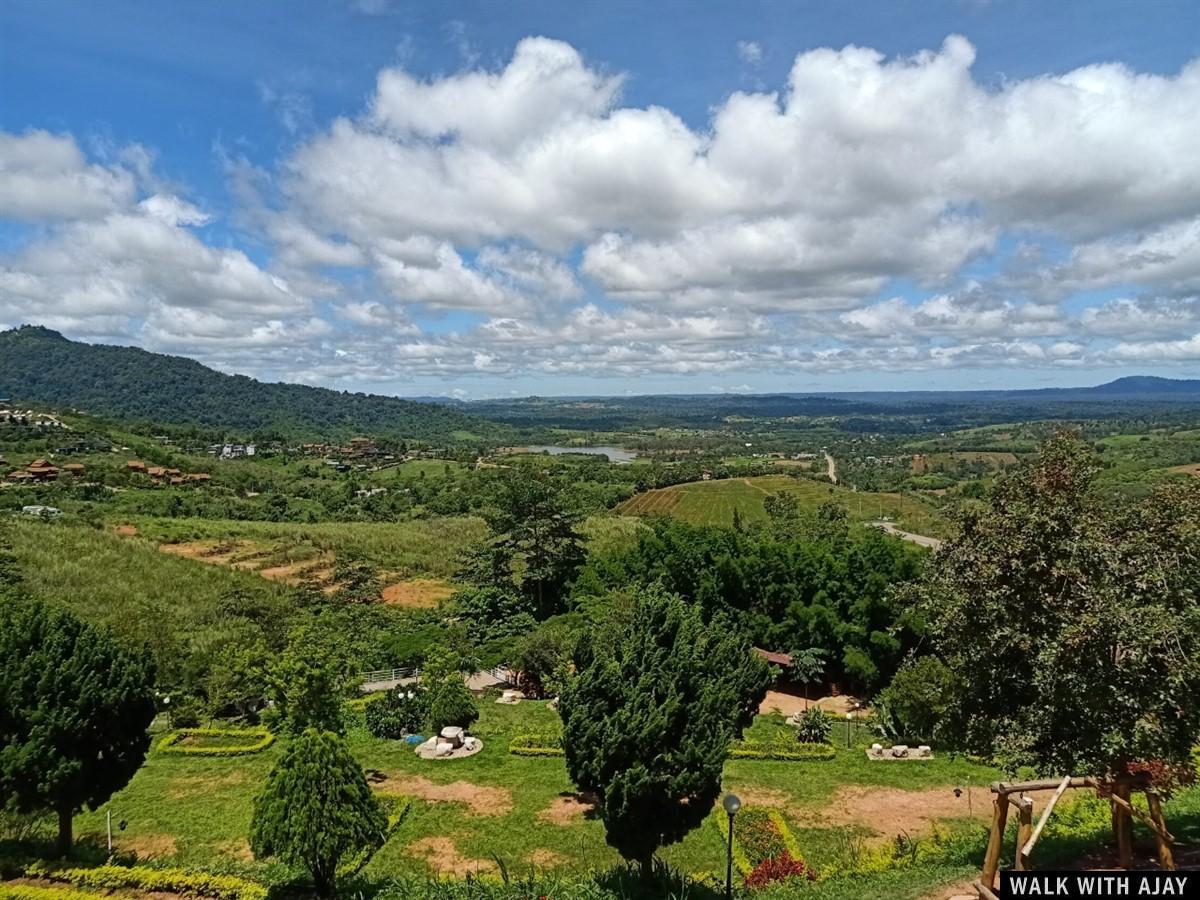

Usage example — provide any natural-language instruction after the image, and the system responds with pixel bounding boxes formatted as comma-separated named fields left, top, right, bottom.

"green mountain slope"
left=0, top=326, right=504, bottom=442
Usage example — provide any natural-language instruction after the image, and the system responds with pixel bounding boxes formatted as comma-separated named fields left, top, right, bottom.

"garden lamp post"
left=723, top=792, right=741, bottom=900
left=845, top=712, right=853, bottom=749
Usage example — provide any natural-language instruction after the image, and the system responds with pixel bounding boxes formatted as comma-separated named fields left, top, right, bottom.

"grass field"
left=5, top=521, right=298, bottom=677
left=615, top=476, right=949, bottom=537
left=117, top=517, right=488, bottom=578
left=42, top=698, right=1198, bottom=899
left=60, top=700, right=996, bottom=887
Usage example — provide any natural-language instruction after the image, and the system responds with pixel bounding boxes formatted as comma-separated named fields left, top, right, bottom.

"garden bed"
left=157, top=728, right=275, bottom=757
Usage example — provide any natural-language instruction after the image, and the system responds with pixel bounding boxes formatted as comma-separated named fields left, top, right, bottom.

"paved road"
left=868, top=520, right=943, bottom=550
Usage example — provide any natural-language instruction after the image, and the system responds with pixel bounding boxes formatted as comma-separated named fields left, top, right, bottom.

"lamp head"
left=723, top=793, right=741, bottom=816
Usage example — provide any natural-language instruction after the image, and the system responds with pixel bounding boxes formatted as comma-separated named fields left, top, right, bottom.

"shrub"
left=364, top=687, right=429, bottom=739
left=0, top=885, right=98, bottom=900
left=427, top=678, right=478, bottom=732
left=729, top=740, right=835, bottom=761
left=20, top=862, right=267, bottom=900
left=508, top=734, right=564, bottom=756
left=157, top=728, right=275, bottom=757
left=744, top=851, right=816, bottom=889
left=793, top=707, right=832, bottom=744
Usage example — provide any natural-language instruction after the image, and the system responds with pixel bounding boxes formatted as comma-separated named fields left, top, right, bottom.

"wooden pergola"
left=974, top=774, right=1175, bottom=900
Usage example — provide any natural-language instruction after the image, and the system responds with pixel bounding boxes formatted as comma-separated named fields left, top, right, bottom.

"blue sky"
left=2, top=0, right=1199, bottom=397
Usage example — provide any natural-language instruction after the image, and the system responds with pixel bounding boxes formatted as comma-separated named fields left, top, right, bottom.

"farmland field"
left=616, top=476, right=950, bottom=536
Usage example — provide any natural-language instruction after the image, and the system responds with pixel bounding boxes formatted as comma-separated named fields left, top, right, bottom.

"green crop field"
left=615, top=476, right=950, bottom=537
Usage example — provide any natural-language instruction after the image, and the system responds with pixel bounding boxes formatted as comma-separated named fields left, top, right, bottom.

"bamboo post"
left=1014, top=795, right=1034, bottom=871
left=1145, top=791, right=1176, bottom=871
left=1021, top=776, right=1071, bottom=864
left=1114, top=782, right=1133, bottom=869
left=981, top=792, right=1011, bottom=890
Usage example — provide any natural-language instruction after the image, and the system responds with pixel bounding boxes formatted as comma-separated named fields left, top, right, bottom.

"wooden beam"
left=992, top=776, right=1098, bottom=795
left=1109, top=791, right=1174, bottom=842
left=1114, top=782, right=1133, bottom=869
left=974, top=880, right=1000, bottom=900
left=981, top=793, right=1010, bottom=891
left=1014, top=795, right=1034, bottom=871
left=1146, top=792, right=1176, bottom=871
left=1021, top=776, right=1071, bottom=862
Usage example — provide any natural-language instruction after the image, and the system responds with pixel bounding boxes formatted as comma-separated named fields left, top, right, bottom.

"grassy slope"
left=119, top=517, right=488, bottom=578
left=617, top=476, right=949, bottom=536
left=5, top=521, right=296, bottom=667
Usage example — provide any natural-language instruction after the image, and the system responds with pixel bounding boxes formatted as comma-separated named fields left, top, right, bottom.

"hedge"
left=158, top=728, right=275, bottom=757
left=0, top=886, right=99, bottom=900
left=729, top=740, right=835, bottom=761
left=508, top=734, right=565, bottom=757
left=508, top=734, right=835, bottom=761
left=18, top=863, right=268, bottom=900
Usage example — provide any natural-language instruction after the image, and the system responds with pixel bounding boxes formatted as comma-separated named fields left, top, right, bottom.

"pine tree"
left=559, top=587, right=772, bottom=879
left=0, top=597, right=157, bottom=856
left=250, top=729, right=387, bottom=897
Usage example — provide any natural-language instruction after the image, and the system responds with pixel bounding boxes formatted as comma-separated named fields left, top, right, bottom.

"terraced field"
left=616, top=475, right=949, bottom=536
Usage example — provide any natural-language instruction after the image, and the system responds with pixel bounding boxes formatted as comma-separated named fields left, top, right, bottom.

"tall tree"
left=250, top=729, right=387, bottom=897
left=900, top=433, right=1200, bottom=779
left=269, top=632, right=347, bottom=735
left=0, top=597, right=157, bottom=855
left=559, top=587, right=772, bottom=879
left=479, top=475, right=586, bottom=618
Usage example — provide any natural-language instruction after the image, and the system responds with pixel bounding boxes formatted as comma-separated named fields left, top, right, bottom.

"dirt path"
left=869, top=521, right=944, bottom=550
left=824, top=451, right=838, bottom=484
left=374, top=774, right=512, bottom=816
left=742, top=477, right=771, bottom=495
left=406, top=836, right=497, bottom=876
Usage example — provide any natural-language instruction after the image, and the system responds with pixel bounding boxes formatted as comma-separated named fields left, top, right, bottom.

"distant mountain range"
left=3, top=325, right=1199, bottom=438
left=0, top=326, right=504, bottom=442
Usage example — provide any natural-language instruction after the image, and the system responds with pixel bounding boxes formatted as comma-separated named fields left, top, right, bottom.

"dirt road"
left=869, top=520, right=943, bottom=550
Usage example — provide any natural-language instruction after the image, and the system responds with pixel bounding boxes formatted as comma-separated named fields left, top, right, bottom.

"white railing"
left=358, top=666, right=419, bottom=685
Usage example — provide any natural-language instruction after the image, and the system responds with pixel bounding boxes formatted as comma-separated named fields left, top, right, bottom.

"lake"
left=523, top=445, right=637, bottom=463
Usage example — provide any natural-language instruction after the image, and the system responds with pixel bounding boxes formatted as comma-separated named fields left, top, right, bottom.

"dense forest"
left=0, top=326, right=509, bottom=443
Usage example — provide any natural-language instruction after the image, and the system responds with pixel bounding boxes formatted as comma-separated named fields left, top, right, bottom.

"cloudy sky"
left=2, top=1, right=1199, bottom=397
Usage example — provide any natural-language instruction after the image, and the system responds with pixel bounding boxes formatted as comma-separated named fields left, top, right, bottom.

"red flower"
left=744, top=851, right=816, bottom=889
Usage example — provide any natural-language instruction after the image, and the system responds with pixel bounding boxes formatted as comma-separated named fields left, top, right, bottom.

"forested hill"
left=0, top=326, right=506, bottom=442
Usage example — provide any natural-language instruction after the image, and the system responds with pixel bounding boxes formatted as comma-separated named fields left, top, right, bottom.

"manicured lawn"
left=77, top=700, right=997, bottom=885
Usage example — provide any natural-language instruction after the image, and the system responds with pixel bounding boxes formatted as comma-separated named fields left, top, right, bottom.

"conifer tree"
left=559, top=587, right=771, bottom=878
left=0, top=597, right=156, bottom=856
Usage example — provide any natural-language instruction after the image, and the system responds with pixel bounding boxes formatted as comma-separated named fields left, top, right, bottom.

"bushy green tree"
left=901, top=433, right=1200, bottom=779
left=874, top=656, right=958, bottom=744
left=365, top=687, right=430, bottom=739
left=270, top=637, right=346, bottom=735
left=0, top=597, right=156, bottom=856
left=452, top=585, right=537, bottom=643
left=250, top=729, right=386, bottom=897
left=427, top=678, right=479, bottom=732
left=559, top=587, right=772, bottom=878
left=512, top=620, right=577, bottom=698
